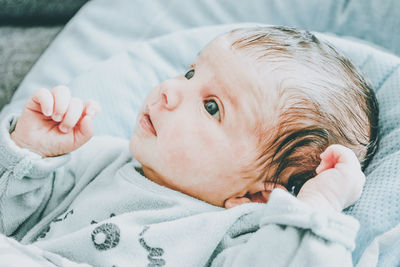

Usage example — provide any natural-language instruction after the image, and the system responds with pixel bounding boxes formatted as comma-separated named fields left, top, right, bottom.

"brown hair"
left=228, top=26, right=379, bottom=195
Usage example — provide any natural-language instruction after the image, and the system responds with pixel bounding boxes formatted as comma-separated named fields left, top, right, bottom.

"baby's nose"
left=159, top=80, right=182, bottom=110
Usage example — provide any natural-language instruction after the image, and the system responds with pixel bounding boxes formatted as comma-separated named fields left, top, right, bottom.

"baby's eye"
left=185, top=69, right=195, bottom=80
left=204, top=100, right=220, bottom=121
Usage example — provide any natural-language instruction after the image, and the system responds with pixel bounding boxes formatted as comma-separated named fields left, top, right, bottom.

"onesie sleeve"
left=0, top=114, right=71, bottom=236
left=0, top=233, right=91, bottom=267
left=0, top=114, right=129, bottom=239
left=211, top=189, right=359, bottom=267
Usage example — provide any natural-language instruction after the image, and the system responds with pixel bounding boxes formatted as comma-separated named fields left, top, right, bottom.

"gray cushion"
left=0, top=26, right=61, bottom=109
left=0, top=0, right=88, bottom=25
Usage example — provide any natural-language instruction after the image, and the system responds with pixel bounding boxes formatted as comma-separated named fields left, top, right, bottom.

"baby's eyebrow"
left=224, top=91, right=237, bottom=112
left=218, top=80, right=238, bottom=109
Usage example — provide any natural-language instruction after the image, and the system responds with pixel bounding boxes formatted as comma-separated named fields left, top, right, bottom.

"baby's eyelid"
left=205, top=97, right=224, bottom=122
left=217, top=98, right=224, bottom=122
left=217, top=98, right=225, bottom=122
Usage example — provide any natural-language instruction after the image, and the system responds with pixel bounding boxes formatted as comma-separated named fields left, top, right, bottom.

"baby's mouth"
left=147, top=114, right=154, bottom=128
left=141, top=106, right=157, bottom=136
left=145, top=113, right=157, bottom=136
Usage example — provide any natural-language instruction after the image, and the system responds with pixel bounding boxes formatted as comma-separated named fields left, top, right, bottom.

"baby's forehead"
left=196, top=35, right=236, bottom=63
left=196, top=37, right=279, bottom=132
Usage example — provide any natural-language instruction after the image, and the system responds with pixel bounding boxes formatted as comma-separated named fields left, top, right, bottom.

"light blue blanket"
left=1, top=0, right=399, bottom=266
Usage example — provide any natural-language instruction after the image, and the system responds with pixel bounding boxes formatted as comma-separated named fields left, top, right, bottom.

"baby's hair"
left=227, top=26, right=379, bottom=195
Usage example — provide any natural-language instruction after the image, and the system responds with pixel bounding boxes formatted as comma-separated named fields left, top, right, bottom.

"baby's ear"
left=224, top=182, right=287, bottom=209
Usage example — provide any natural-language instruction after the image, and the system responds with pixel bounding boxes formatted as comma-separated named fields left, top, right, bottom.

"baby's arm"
left=0, top=86, right=100, bottom=236
left=297, top=144, right=365, bottom=212
left=212, top=145, right=364, bottom=267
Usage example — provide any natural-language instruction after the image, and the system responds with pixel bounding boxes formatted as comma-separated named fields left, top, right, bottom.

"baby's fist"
left=297, top=145, right=365, bottom=212
left=11, top=86, right=100, bottom=157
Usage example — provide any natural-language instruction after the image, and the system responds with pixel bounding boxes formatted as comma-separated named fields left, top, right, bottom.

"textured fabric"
left=0, top=26, right=62, bottom=110
left=336, top=41, right=400, bottom=266
left=356, top=222, right=400, bottom=267
left=0, top=0, right=88, bottom=25
left=0, top=114, right=359, bottom=266
left=0, top=234, right=90, bottom=267
left=0, top=0, right=88, bottom=110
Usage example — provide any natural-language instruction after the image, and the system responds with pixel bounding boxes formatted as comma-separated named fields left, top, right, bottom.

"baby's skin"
left=10, top=86, right=365, bottom=212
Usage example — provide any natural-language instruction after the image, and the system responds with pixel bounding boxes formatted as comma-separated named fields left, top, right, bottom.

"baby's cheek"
left=161, top=129, right=214, bottom=173
left=164, top=143, right=194, bottom=167
left=161, top=132, right=197, bottom=170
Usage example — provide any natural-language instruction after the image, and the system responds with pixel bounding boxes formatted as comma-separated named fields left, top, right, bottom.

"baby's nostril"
left=162, top=93, right=168, bottom=106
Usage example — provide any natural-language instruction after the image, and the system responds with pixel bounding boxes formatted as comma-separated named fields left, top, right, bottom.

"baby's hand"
left=297, top=145, right=365, bottom=212
left=10, top=86, right=100, bottom=157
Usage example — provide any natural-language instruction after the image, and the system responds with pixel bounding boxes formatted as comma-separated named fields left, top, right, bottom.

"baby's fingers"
left=51, top=85, right=71, bottom=122
left=316, top=144, right=360, bottom=174
left=73, top=101, right=101, bottom=145
left=28, top=88, right=54, bottom=116
left=58, top=98, right=84, bottom=133
left=326, top=144, right=361, bottom=167
left=83, top=100, right=101, bottom=118
left=75, top=116, right=94, bottom=146
left=75, top=100, right=100, bottom=134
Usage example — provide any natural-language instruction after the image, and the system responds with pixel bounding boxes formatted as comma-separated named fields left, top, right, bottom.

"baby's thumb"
left=75, top=115, right=94, bottom=146
left=84, top=100, right=101, bottom=117
left=74, top=100, right=100, bottom=147
left=315, top=145, right=341, bottom=174
left=316, top=153, right=332, bottom=174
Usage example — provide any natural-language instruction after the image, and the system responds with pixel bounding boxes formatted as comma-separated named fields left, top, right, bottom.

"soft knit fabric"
left=0, top=114, right=359, bottom=266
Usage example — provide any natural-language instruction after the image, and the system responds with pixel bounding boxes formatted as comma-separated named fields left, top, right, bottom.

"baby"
left=1, top=26, right=378, bottom=266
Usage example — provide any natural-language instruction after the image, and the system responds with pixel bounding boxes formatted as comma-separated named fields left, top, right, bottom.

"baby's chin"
left=128, top=132, right=143, bottom=160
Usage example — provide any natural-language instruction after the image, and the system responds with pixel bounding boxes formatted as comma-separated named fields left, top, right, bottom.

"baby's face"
left=130, top=36, right=270, bottom=207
